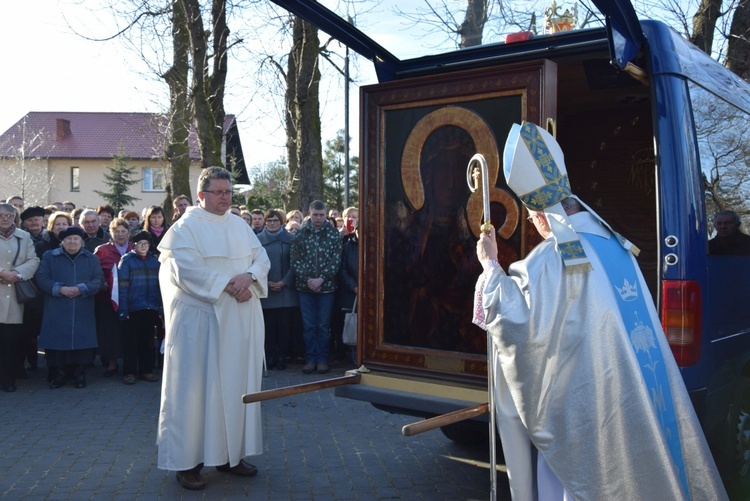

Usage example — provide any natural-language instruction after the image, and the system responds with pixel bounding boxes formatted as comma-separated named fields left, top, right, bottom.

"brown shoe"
left=139, top=373, right=159, bottom=383
left=176, top=470, right=207, bottom=490
left=216, top=460, right=258, bottom=477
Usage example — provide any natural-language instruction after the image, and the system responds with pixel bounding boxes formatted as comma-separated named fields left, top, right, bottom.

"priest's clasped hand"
left=225, top=273, right=255, bottom=302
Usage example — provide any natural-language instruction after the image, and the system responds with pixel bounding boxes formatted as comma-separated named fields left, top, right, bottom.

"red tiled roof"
left=0, top=111, right=236, bottom=161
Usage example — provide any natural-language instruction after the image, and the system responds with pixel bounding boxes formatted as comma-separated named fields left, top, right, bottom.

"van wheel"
left=440, top=420, right=488, bottom=446
left=728, top=378, right=750, bottom=499
left=440, top=421, right=503, bottom=458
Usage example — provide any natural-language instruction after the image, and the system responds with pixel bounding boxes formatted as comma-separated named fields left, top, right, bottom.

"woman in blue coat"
left=36, top=226, right=104, bottom=389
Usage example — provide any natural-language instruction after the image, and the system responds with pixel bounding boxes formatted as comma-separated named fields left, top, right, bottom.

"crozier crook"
left=466, top=153, right=494, bottom=235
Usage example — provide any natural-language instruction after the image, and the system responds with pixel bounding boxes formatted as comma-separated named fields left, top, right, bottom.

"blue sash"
left=583, top=232, right=689, bottom=498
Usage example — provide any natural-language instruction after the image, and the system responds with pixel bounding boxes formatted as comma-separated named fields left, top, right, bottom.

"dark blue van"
left=271, top=0, right=750, bottom=495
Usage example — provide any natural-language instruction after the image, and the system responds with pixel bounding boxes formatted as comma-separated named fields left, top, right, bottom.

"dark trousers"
left=18, top=304, right=41, bottom=370
left=122, top=309, right=158, bottom=376
left=46, top=349, right=95, bottom=382
left=289, top=307, right=304, bottom=360
left=0, top=323, right=22, bottom=387
left=263, top=307, right=293, bottom=364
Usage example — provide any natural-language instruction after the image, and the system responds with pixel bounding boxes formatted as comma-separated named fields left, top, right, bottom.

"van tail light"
left=661, top=280, right=702, bottom=366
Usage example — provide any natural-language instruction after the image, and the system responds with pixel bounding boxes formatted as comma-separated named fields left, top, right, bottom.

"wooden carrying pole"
left=401, top=403, right=489, bottom=437
left=241, top=374, right=361, bottom=403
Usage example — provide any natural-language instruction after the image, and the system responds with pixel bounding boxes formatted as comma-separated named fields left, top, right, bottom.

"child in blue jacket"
left=118, top=231, right=162, bottom=385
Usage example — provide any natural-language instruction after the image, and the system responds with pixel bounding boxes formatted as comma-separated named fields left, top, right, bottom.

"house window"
left=71, top=166, right=80, bottom=192
left=142, top=167, right=167, bottom=192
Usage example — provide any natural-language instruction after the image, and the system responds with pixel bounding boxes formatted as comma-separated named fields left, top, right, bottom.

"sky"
left=0, top=0, right=380, bottom=171
left=2, top=2, right=171, bottom=150
left=1, top=1, right=696, bottom=175
left=1, top=0, right=482, bottom=174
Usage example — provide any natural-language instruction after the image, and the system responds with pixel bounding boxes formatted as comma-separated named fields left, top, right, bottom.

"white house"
left=0, top=111, right=249, bottom=212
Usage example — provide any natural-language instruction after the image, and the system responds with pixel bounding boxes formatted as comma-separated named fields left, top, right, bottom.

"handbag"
left=343, top=296, right=358, bottom=346
left=12, top=238, right=41, bottom=303
left=15, top=279, right=41, bottom=303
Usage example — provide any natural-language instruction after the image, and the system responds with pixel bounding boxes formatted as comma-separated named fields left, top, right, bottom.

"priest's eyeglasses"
left=202, top=189, right=233, bottom=197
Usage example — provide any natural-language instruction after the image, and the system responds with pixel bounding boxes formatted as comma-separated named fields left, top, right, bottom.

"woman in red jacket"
left=93, top=218, right=133, bottom=376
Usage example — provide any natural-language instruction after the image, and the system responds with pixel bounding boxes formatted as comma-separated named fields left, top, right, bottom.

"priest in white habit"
left=156, top=166, right=270, bottom=491
left=473, top=122, right=726, bottom=500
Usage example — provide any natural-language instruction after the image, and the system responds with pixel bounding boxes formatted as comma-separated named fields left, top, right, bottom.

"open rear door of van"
left=590, top=0, right=646, bottom=69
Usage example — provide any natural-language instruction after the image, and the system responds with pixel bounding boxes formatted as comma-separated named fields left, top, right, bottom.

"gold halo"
left=401, top=106, right=499, bottom=211
left=467, top=188, right=519, bottom=239
left=400, top=106, right=518, bottom=238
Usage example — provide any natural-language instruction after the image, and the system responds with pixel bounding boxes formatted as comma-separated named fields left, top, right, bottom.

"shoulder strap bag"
left=12, top=238, right=41, bottom=303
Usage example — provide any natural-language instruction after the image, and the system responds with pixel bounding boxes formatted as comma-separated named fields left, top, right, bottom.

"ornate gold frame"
left=359, top=60, right=557, bottom=381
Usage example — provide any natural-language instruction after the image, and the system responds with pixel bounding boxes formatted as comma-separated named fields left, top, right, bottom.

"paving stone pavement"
left=0, top=359, right=511, bottom=500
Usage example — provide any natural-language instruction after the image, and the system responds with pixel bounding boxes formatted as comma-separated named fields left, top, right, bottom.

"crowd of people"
left=0, top=192, right=359, bottom=393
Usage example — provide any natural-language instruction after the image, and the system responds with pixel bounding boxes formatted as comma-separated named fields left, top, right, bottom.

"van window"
left=692, top=83, right=750, bottom=255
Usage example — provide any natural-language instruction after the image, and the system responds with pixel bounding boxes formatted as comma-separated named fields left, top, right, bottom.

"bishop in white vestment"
left=473, top=122, right=726, bottom=500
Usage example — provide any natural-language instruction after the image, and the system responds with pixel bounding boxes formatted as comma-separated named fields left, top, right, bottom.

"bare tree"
left=690, top=0, right=724, bottom=53
left=70, top=0, right=236, bottom=195
left=392, top=1, right=748, bottom=82
left=726, top=0, right=750, bottom=80
left=682, top=0, right=750, bottom=79
left=0, top=118, right=55, bottom=205
left=396, top=0, right=496, bottom=48
left=285, top=15, right=323, bottom=212
left=240, top=1, right=370, bottom=212
left=87, top=0, right=346, bottom=213
left=458, top=0, right=488, bottom=47
left=394, top=1, right=597, bottom=50
left=691, top=83, right=750, bottom=228
left=162, top=0, right=192, bottom=219
left=181, top=0, right=230, bottom=169
left=636, top=0, right=749, bottom=81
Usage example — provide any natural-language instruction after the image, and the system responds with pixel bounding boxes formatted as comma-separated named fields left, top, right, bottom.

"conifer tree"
left=95, top=149, right=141, bottom=212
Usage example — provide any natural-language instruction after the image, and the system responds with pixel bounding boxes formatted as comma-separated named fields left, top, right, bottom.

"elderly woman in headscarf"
left=0, top=203, right=40, bottom=393
left=32, top=210, right=72, bottom=382
left=36, top=226, right=103, bottom=389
